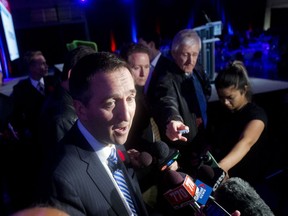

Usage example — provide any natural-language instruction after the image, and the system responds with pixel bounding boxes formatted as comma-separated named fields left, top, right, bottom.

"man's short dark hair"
left=119, top=42, right=150, bottom=62
left=61, top=46, right=96, bottom=81
left=69, top=52, right=131, bottom=106
left=138, top=31, right=162, bottom=50
left=22, top=50, right=43, bottom=73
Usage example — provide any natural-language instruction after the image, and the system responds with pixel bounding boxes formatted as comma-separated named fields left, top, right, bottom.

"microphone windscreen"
left=150, top=140, right=170, bottom=160
left=163, top=170, right=184, bottom=187
left=196, top=165, right=215, bottom=186
left=139, top=151, right=153, bottom=167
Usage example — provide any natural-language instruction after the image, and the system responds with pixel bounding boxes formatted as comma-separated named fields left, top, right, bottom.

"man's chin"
left=113, top=137, right=128, bottom=145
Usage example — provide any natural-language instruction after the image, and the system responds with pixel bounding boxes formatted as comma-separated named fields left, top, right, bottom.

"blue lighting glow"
left=131, top=13, right=137, bottom=43
left=79, top=0, right=88, bottom=5
left=0, top=34, right=9, bottom=78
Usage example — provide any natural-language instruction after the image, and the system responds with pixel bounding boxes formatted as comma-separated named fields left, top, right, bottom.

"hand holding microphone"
left=166, top=120, right=189, bottom=142
left=126, top=148, right=153, bottom=169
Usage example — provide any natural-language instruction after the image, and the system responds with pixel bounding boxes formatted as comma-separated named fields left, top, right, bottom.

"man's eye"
left=104, top=101, right=115, bottom=108
left=132, top=66, right=140, bottom=70
left=228, top=96, right=234, bottom=100
left=192, top=53, right=199, bottom=58
left=127, top=96, right=136, bottom=103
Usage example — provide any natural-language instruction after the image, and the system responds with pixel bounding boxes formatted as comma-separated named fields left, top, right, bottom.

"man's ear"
left=242, top=85, right=248, bottom=95
left=148, top=41, right=155, bottom=49
left=68, top=69, right=72, bottom=79
left=73, top=100, right=87, bottom=121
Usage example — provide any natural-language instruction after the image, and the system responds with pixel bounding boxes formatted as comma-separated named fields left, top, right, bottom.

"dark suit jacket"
left=10, top=75, right=57, bottom=139
left=39, top=85, right=77, bottom=167
left=146, top=54, right=177, bottom=101
left=0, top=93, right=12, bottom=132
left=151, top=66, right=199, bottom=147
left=147, top=55, right=211, bottom=147
left=41, top=123, right=148, bottom=216
left=150, top=65, right=212, bottom=176
left=7, top=75, right=58, bottom=210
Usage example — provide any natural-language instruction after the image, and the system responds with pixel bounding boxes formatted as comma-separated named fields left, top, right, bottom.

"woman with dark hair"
left=208, top=60, right=268, bottom=186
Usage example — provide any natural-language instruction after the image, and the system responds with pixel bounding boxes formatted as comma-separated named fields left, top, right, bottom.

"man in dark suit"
left=7, top=50, right=58, bottom=212
left=145, top=29, right=211, bottom=177
left=10, top=50, right=57, bottom=143
left=138, top=31, right=176, bottom=98
left=38, top=52, right=148, bottom=216
left=39, top=46, right=96, bottom=169
left=119, top=42, right=152, bottom=150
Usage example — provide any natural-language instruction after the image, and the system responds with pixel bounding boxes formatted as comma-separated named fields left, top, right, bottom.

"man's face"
left=173, top=44, right=200, bottom=74
left=128, top=52, right=150, bottom=87
left=75, top=67, right=136, bottom=145
left=30, top=54, right=48, bottom=79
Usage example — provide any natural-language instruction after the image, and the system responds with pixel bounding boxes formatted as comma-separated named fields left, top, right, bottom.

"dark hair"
left=61, top=46, right=96, bottom=81
left=69, top=52, right=131, bottom=106
left=214, top=177, right=274, bottom=216
left=22, top=50, right=43, bottom=73
left=137, top=31, right=162, bottom=49
left=215, top=60, right=252, bottom=101
left=119, top=42, right=150, bottom=62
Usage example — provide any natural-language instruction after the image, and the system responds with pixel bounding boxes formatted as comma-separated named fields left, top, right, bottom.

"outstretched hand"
left=166, top=120, right=189, bottom=142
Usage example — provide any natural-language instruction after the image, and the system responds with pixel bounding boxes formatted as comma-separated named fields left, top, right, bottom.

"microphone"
left=161, top=170, right=232, bottom=215
left=146, top=140, right=179, bottom=170
left=212, top=177, right=274, bottom=216
left=197, top=151, right=228, bottom=191
left=126, top=149, right=153, bottom=169
left=158, top=148, right=180, bottom=171
left=149, top=140, right=170, bottom=160
left=162, top=170, right=201, bottom=212
left=197, top=164, right=227, bottom=192
left=138, top=151, right=153, bottom=167
left=202, top=10, right=212, bottom=23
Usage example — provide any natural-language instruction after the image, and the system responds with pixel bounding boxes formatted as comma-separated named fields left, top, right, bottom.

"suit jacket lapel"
left=69, top=125, right=130, bottom=215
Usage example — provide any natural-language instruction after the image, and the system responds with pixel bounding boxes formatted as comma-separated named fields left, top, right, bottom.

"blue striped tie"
left=108, top=148, right=137, bottom=215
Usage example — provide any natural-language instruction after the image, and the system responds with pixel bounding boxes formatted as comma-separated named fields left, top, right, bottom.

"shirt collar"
left=151, top=52, right=161, bottom=68
left=30, top=77, right=44, bottom=88
left=77, top=120, right=114, bottom=163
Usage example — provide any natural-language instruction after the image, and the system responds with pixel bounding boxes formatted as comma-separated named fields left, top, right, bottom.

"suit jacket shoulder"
left=42, top=124, right=148, bottom=216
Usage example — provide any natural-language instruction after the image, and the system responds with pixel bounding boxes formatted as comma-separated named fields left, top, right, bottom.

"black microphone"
left=149, top=140, right=170, bottom=160
left=197, top=164, right=227, bottom=192
left=198, top=151, right=228, bottom=191
left=158, top=148, right=180, bottom=171
left=146, top=140, right=180, bottom=170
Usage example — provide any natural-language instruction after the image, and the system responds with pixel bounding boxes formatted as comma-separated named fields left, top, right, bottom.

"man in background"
left=7, top=50, right=58, bottom=212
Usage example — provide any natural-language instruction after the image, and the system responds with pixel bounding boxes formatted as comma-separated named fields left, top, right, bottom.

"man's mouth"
left=114, top=126, right=129, bottom=135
